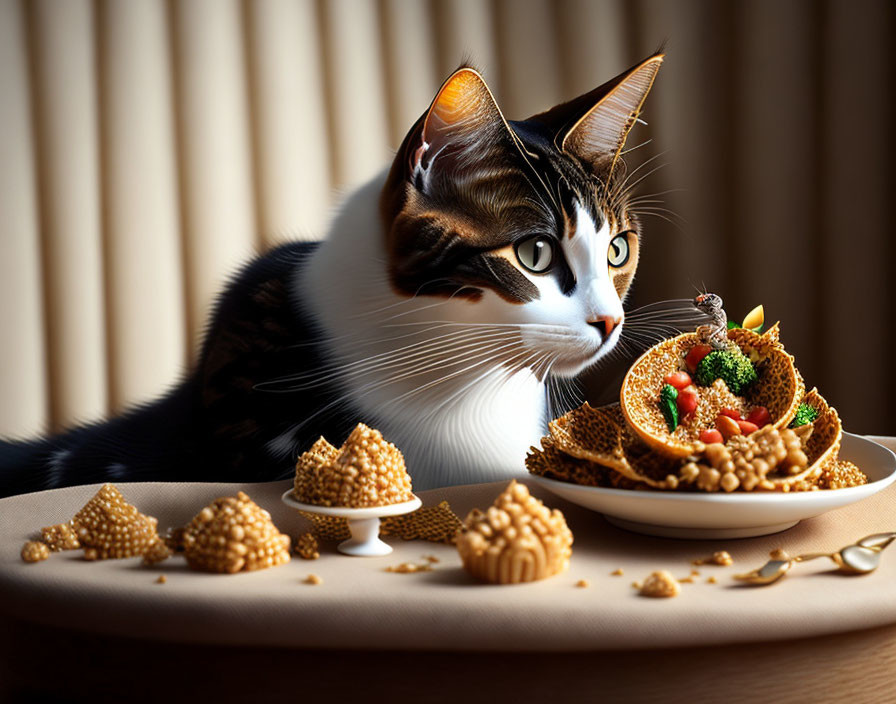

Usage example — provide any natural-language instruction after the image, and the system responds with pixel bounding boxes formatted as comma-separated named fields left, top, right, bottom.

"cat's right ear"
left=408, top=68, right=519, bottom=192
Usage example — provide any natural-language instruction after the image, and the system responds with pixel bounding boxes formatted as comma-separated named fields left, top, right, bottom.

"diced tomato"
left=736, top=420, right=759, bottom=435
left=664, top=371, right=693, bottom=390
left=699, top=428, right=724, bottom=444
left=676, top=387, right=698, bottom=416
left=685, top=344, right=712, bottom=374
left=720, top=408, right=742, bottom=421
left=746, top=406, right=771, bottom=428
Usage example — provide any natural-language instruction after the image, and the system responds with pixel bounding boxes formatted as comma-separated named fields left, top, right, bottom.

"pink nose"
left=588, top=315, right=622, bottom=337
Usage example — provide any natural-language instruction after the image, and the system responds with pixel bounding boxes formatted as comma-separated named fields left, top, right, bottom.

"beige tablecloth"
left=1, top=437, right=894, bottom=653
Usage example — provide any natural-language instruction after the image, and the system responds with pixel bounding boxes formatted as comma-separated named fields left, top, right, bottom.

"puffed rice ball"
left=456, top=481, right=573, bottom=584
left=182, top=491, right=291, bottom=574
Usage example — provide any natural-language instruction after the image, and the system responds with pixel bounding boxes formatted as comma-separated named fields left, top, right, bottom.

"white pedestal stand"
left=282, top=491, right=422, bottom=556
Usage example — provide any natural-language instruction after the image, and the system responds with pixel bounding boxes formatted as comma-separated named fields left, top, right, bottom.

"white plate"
left=529, top=432, right=896, bottom=539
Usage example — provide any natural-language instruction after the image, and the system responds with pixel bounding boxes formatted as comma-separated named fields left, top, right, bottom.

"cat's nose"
left=588, top=315, right=622, bottom=337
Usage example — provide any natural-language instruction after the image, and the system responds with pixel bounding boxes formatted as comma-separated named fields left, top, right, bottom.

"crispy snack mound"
left=620, top=325, right=803, bottom=458
left=182, top=491, right=291, bottom=574
left=456, top=481, right=572, bottom=584
left=73, top=484, right=163, bottom=559
left=293, top=423, right=413, bottom=508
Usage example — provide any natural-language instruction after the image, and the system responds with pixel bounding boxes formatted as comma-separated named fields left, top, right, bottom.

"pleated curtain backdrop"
left=0, top=0, right=893, bottom=441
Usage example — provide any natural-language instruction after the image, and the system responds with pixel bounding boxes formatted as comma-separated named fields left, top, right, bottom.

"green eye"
left=608, top=233, right=630, bottom=268
left=516, top=236, right=554, bottom=273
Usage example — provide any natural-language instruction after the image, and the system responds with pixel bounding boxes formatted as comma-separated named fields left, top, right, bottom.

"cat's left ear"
left=533, top=53, right=664, bottom=176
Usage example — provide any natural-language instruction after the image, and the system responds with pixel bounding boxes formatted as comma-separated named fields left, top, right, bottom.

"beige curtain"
left=0, top=0, right=892, bottom=440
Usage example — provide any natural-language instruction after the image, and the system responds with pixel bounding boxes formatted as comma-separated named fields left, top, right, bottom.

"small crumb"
left=690, top=569, right=700, bottom=576
left=143, top=540, right=172, bottom=566
left=21, top=541, right=50, bottom=563
left=575, top=579, right=590, bottom=588
left=424, top=555, right=440, bottom=564
left=295, top=532, right=320, bottom=560
left=611, top=568, right=624, bottom=576
left=156, top=575, right=167, bottom=584
left=707, top=576, right=718, bottom=584
left=769, top=548, right=789, bottom=561
left=631, top=581, right=643, bottom=590
left=385, top=561, right=432, bottom=574
left=40, top=523, right=80, bottom=551
left=693, top=550, right=733, bottom=567
left=679, top=576, right=695, bottom=584
left=305, top=574, right=323, bottom=585
left=638, top=570, right=681, bottom=598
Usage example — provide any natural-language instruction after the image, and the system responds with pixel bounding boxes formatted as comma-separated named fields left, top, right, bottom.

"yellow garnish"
left=742, top=305, right=764, bottom=330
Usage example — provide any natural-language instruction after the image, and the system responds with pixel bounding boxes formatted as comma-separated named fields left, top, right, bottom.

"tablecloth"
left=1, top=436, right=894, bottom=653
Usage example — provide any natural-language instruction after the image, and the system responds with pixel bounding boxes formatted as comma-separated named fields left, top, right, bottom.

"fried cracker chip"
left=546, top=403, right=678, bottom=489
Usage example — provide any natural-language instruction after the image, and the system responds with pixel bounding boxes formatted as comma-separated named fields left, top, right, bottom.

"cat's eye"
left=515, top=236, right=554, bottom=273
left=608, top=233, right=631, bottom=268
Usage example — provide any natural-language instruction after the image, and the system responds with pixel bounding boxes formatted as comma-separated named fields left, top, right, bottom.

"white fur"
left=300, top=171, right=626, bottom=490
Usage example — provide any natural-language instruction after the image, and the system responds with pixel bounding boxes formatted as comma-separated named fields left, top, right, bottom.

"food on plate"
left=455, top=480, right=572, bottom=584
left=182, top=491, right=291, bottom=574
left=293, top=423, right=413, bottom=508
left=620, top=324, right=803, bottom=458
left=528, top=300, right=867, bottom=493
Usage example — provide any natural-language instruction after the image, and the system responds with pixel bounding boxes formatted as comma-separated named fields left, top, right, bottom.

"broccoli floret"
left=659, top=383, right=679, bottom=433
left=694, top=348, right=757, bottom=395
left=789, top=402, right=819, bottom=428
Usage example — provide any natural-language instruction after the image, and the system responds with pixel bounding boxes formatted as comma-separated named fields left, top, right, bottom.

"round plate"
left=529, top=432, right=896, bottom=539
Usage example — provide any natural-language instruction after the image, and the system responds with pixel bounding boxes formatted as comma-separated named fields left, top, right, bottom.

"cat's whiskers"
left=414, top=347, right=551, bottom=423
left=603, top=151, right=668, bottom=211
left=357, top=340, right=537, bottom=413
left=619, top=138, right=653, bottom=156
left=261, top=328, right=521, bottom=391
left=607, top=161, right=670, bottom=214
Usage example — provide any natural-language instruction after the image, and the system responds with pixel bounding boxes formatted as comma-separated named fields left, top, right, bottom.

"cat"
left=0, top=51, right=689, bottom=498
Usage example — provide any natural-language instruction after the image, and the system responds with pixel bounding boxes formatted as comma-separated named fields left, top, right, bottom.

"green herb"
left=789, top=402, right=819, bottom=428
left=660, top=384, right=679, bottom=433
left=694, top=348, right=758, bottom=395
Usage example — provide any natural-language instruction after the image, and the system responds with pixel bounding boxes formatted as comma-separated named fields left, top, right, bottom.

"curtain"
left=0, top=0, right=892, bottom=439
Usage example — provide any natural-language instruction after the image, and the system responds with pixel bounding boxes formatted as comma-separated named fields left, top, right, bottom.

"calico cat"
left=0, top=52, right=687, bottom=498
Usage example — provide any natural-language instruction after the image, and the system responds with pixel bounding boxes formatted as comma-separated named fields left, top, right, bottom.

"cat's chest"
left=359, top=368, right=546, bottom=490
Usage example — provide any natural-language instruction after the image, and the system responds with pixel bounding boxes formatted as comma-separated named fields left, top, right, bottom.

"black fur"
left=0, top=242, right=360, bottom=498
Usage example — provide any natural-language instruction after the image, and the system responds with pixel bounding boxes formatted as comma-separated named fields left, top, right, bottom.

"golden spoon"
left=734, top=531, right=896, bottom=586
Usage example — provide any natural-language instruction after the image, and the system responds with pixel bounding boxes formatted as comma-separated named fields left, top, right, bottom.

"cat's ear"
left=409, top=67, right=520, bottom=188
left=534, top=53, right=664, bottom=175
